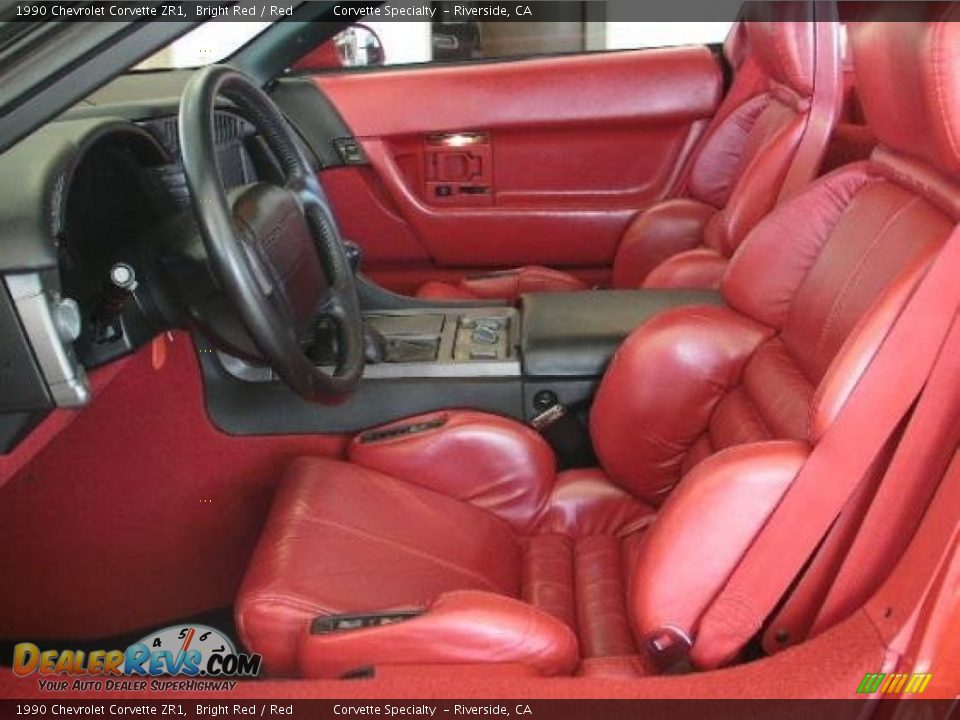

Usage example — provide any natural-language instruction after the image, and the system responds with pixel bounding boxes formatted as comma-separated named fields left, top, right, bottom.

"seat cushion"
left=236, top=457, right=521, bottom=676
left=417, top=266, right=587, bottom=302
left=238, top=453, right=655, bottom=677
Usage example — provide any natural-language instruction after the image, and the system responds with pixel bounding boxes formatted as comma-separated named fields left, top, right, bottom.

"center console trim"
left=217, top=306, right=521, bottom=382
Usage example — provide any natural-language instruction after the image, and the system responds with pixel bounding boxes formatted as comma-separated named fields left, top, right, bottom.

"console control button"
left=472, top=325, right=499, bottom=345
left=469, top=345, right=499, bottom=360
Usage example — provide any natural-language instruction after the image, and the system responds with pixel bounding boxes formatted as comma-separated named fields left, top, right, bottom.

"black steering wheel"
left=178, top=65, right=364, bottom=402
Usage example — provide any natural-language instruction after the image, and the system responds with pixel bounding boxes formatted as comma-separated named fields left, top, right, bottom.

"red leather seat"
left=417, top=15, right=843, bottom=301
left=238, top=11, right=960, bottom=678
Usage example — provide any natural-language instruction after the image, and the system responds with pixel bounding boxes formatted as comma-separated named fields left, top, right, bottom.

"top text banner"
left=5, top=0, right=940, bottom=23
left=4, top=0, right=822, bottom=23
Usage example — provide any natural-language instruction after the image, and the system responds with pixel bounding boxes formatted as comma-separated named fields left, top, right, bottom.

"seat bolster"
left=591, top=306, right=774, bottom=504
left=350, top=411, right=557, bottom=532
left=642, top=247, right=729, bottom=290
left=629, top=441, right=809, bottom=654
left=686, top=95, right=771, bottom=208
left=533, top=468, right=656, bottom=538
left=417, top=267, right=586, bottom=303
left=298, top=590, right=579, bottom=678
left=610, top=199, right=717, bottom=289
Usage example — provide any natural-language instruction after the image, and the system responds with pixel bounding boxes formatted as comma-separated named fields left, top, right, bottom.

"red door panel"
left=312, top=47, right=722, bottom=293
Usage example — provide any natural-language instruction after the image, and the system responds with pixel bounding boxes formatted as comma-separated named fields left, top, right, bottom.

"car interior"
left=1, top=0, right=959, bottom=700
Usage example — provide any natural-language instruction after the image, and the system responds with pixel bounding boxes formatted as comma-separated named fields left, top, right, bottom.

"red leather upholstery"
left=641, top=247, right=730, bottom=290
left=851, top=5, right=960, bottom=178
left=239, top=427, right=654, bottom=677
left=590, top=306, right=773, bottom=503
left=347, top=411, right=556, bottom=532
left=418, top=266, right=587, bottom=304
left=299, top=590, right=578, bottom=679
left=608, top=200, right=717, bottom=289
left=236, top=457, right=522, bottom=676
left=238, top=13, right=960, bottom=679
left=417, top=16, right=841, bottom=299
left=630, top=442, right=808, bottom=643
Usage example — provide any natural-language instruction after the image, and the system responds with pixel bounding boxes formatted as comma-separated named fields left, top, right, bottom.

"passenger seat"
left=418, top=11, right=842, bottom=301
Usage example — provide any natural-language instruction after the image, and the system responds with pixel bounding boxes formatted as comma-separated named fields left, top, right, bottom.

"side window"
left=296, top=4, right=732, bottom=72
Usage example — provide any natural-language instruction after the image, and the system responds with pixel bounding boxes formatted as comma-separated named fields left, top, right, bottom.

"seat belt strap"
left=693, top=225, right=960, bottom=669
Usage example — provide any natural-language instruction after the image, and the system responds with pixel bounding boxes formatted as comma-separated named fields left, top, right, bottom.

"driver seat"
left=236, top=11, right=960, bottom=678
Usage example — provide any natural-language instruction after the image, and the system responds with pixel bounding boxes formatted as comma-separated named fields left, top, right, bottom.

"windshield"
left=134, top=21, right=275, bottom=69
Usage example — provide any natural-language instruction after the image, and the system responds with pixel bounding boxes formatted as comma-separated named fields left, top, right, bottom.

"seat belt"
left=693, top=224, right=960, bottom=669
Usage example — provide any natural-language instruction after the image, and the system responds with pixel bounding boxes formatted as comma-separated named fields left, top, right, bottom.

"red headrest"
left=849, top=5, right=960, bottom=178
left=746, top=17, right=816, bottom=96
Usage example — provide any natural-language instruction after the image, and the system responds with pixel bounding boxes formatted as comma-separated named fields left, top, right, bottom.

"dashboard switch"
left=471, top=325, right=499, bottom=345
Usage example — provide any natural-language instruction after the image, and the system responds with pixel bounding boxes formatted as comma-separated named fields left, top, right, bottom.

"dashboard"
left=0, top=70, right=357, bottom=453
left=0, top=108, right=277, bottom=452
left=60, top=111, right=269, bottom=357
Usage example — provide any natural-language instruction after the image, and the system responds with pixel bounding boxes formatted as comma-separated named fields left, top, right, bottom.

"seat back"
left=591, top=5, right=960, bottom=665
left=686, top=11, right=842, bottom=259
left=609, top=7, right=842, bottom=291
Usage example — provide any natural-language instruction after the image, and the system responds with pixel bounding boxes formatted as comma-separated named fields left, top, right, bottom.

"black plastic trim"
left=269, top=77, right=356, bottom=169
left=0, top=118, right=168, bottom=273
left=521, top=289, right=725, bottom=378
left=197, top=336, right=524, bottom=435
left=0, top=278, right=53, bottom=417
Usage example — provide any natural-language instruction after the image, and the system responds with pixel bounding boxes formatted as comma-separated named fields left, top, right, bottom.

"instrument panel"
left=0, top=110, right=275, bottom=451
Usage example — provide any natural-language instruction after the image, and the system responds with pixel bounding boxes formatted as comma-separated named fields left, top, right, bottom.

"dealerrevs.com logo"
left=12, top=625, right=261, bottom=692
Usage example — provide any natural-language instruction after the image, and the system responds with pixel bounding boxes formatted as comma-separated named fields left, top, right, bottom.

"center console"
left=203, top=288, right=723, bottom=435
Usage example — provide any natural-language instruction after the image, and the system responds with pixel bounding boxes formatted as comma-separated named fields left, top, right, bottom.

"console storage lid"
left=520, top=289, right=724, bottom=378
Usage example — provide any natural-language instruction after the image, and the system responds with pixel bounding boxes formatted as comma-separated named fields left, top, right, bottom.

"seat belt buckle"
left=644, top=625, right=694, bottom=674
left=531, top=402, right=567, bottom=431
left=529, top=391, right=596, bottom=468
